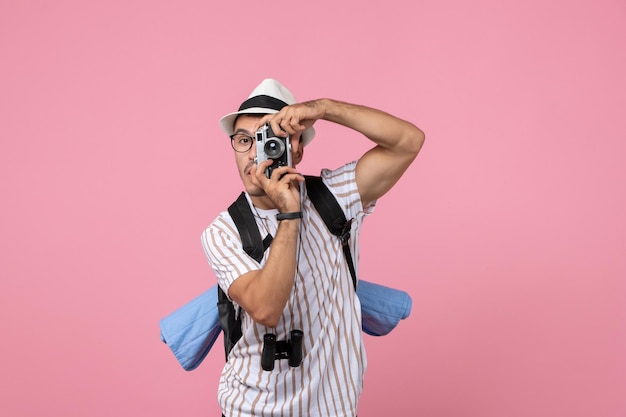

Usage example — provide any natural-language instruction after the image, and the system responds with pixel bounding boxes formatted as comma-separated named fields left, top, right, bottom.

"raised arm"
left=317, top=99, right=424, bottom=207
left=254, top=98, right=425, bottom=207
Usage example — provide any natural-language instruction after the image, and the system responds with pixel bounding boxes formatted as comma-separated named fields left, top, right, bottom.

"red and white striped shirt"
left=202, top=161, right=375, bottom=417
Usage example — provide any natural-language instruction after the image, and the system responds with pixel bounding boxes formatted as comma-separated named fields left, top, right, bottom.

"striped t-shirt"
left=201, top=161, right=375, bottom=417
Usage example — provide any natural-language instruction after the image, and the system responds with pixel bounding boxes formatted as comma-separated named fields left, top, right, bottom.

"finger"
left=268, top=118, right=288, bottom=137
left=252, top=159, right=273, bottom=182
left=279, top=120, right=297, bottom=136
left=255, top=112, right=287, bottom=132
left=280, top=173, right=306, bottom=193
left=271, top=108, right=296, bottom=135
left=282, top=113, right=309, bottom=135
left=252, top=115, right=271, bottom=134
left=270, top=166, right=303, bottom=182
left=283, top=172, right=305, bottom=184
left=266, top=120, right=292, bottom=137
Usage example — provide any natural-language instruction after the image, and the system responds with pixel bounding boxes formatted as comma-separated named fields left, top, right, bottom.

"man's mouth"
left=245, top=163, right=256, bottom=176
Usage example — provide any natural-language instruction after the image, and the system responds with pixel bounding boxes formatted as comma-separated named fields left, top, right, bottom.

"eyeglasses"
left=230, top=133, right=255, bottom=153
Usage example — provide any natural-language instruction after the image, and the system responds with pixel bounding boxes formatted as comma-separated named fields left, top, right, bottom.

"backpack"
left=159, top=177, right=412, bottom=371
left=217, top=175, right=357, bottom=359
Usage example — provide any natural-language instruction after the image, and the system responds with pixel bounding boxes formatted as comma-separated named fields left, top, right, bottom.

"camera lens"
left=264, top=139, right=285, bottom=159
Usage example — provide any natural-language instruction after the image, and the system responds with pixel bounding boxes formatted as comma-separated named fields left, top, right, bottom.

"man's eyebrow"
left=233, top=128, right=254, bottom=136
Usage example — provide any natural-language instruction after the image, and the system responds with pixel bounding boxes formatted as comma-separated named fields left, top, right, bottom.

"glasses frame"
left=230, top=133, right=255, bottom=153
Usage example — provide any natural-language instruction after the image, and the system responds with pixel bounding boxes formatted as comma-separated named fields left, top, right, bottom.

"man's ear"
left=291, top=136, right=304, bottom=165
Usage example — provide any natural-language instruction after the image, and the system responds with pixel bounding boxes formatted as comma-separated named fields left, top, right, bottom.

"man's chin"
left=246, top=186, right=266, bottom=197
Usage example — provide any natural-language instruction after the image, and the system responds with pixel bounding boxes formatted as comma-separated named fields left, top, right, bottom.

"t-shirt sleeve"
left=201, top=212, right=261, bottom=296
left=320, top=160, right=376, bottom=222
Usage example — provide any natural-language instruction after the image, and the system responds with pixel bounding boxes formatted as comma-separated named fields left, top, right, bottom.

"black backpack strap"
left=217, top=285, right=241, bottom=360
left=218, top=192, right=273, bottom=359
left=305, top=176, right=357, bottom=291
left=228, top=192, right=267, bottom=263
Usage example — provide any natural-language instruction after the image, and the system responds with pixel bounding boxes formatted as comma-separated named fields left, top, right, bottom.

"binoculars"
left=261, top=330, right=304, bottom=371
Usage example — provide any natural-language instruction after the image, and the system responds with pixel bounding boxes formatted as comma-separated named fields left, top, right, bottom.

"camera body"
left=256, top=123, right=291, bottom=178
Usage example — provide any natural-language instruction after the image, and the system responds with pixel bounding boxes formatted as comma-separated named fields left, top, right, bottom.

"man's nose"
left=250, top=139, right=257, bottom=160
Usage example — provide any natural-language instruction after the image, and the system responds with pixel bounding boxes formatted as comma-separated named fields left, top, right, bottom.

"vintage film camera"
left=261, top=330, right=304, bottom=371
left=255, top=123, right=291, bottom=178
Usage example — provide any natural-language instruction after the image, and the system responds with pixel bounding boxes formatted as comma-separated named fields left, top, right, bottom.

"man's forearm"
left=228, top=218, right=301, bottom=328
left=311, top=98, right=424, bottom=207
left=316, top=98, right=424, bottom=154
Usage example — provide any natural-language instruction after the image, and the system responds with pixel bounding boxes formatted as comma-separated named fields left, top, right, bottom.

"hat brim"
left=219, top=108, right=315, bottom=147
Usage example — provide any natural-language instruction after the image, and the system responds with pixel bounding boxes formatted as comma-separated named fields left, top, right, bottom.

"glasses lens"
left=231, top=134, right=253, bottom=152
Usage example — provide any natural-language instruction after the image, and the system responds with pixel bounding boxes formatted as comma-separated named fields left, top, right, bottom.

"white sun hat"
left=219, top=78, right=316, bottom=146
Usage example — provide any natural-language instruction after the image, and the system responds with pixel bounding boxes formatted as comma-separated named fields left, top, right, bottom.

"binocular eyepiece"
left=261, top=330, right=304, bottom=371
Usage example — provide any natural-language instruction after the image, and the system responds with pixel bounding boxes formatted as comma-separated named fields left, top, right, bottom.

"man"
left=201, top=79, right=424, bottom=417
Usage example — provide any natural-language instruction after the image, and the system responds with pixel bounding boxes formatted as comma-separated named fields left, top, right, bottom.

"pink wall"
left=1, top=1, right=624, bottom=416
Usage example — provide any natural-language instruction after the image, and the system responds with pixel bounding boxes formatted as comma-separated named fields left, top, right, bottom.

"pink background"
left=1, top=1, right=624, bottom=416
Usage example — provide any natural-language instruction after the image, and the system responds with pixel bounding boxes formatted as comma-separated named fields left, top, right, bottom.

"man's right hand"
left=250, top=159, right=304, bottom=214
